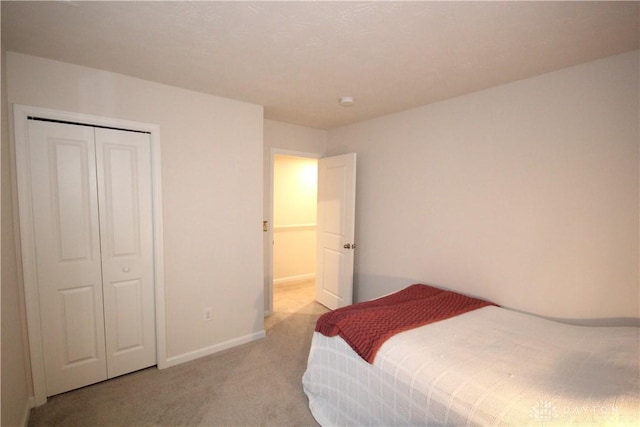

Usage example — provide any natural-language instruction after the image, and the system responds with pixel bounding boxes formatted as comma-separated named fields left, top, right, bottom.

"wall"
left=5, top=52, right=264, bottom=368
left=273, top=155, right=318, bottom=284
left=328, top=50, right=639, bottom=320
left=1, top=47, right=31, bottom=426
left=262, top=119, right=326, bottom=312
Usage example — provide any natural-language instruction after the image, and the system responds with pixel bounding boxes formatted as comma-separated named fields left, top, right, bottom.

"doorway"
left=268, top=152, right=319, bottom=317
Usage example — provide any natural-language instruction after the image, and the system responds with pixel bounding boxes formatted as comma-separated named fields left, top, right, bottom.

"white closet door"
left=28, top=120, right=108, bottom=396
left=95, top=128, right=156, bottom=378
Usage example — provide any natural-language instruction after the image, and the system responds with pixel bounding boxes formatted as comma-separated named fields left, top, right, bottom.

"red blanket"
left=315, top=284, right=495, bottom=363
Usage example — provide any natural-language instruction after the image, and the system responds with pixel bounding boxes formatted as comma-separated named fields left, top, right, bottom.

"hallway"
left=265, top=280, right=319, bottom=331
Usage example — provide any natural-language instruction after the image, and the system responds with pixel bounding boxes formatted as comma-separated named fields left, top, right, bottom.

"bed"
left=302, top=284, right=640, bottom=426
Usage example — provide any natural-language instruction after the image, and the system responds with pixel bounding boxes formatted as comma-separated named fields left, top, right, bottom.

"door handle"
left=343, top=243, right=357, bottom=249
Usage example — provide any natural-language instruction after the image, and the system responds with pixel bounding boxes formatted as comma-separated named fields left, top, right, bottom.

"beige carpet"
left=28, top=281, right=328, bottom=426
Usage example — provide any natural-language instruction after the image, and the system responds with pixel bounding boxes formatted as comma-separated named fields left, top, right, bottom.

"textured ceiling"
left=2, top=1, right=639, bottom=129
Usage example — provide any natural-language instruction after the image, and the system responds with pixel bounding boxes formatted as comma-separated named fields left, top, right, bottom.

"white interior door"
left=95, top=128, right=156, bottom=378
left=27, top=120, right=156, bottom=396
left=28, top=120, right=108, bottom=395
left=316, top=153, right=357, bottom=309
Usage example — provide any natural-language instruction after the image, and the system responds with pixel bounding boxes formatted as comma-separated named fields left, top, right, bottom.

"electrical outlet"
left=203, top=307, right=212, bottom=321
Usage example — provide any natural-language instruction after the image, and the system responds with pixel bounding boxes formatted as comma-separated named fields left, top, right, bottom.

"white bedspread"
left=303, top=306, right=640, bottom=426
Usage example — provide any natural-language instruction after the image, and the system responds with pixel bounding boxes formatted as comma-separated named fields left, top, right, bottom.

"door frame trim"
left=266, top=148, right=321, bottom=316
left=12, top=104, right=167, bottom=406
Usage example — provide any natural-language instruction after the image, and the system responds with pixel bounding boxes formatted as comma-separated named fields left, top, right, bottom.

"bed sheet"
left=302, top=306, right=640, bottom=426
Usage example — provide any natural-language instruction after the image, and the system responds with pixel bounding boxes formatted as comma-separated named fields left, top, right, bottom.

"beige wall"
left=5, top=52, right=264, bottom=368
left=328, top=51, right=640, bottom=320
left=273, top=155, right=317, bottom=283
left=2, top=47, right=31, bottom=427
left=274, top=156, right=318, bottom=226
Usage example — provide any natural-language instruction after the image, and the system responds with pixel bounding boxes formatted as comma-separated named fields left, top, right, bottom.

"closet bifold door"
left=27, top=120, right=156, bottom=397
left=95, top=128, right=156, bottom=379
left=28, top=120, right=108, bottom=396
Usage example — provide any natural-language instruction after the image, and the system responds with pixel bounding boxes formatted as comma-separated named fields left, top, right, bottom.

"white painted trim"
left=164, top=330, right=266, bottom=368
left=273, top=223, right=317, bottom=231
left=273, top=273, right=316, bottom=287
left=12, top=104, right=167, bottom=405
left=149, top=122, right=168, bottom=371
left=267, top=149, right=322, bottom=316
left=13, top=105, right=48, bottom=406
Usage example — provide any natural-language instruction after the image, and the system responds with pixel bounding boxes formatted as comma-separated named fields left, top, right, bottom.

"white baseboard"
left=273, top=273, right=315, bottom=287
left=163, top=330, right=266, bottom=368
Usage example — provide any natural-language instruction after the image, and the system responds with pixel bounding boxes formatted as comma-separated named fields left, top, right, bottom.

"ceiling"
left=2, top=1, right=639, bottom=129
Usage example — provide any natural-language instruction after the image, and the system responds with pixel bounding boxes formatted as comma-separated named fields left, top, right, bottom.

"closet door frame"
left=12, top=104, right=167, bottom=406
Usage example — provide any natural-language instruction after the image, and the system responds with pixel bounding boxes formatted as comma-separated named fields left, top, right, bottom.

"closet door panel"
left=111, top=279, right=144, bottom=351
left=95, top=128, right=156, bottom=378
left=27, top=120, right=107, bottom=396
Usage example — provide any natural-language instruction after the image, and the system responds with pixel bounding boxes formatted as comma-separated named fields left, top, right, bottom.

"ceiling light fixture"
left=339, top=96, right=355, bottom=107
